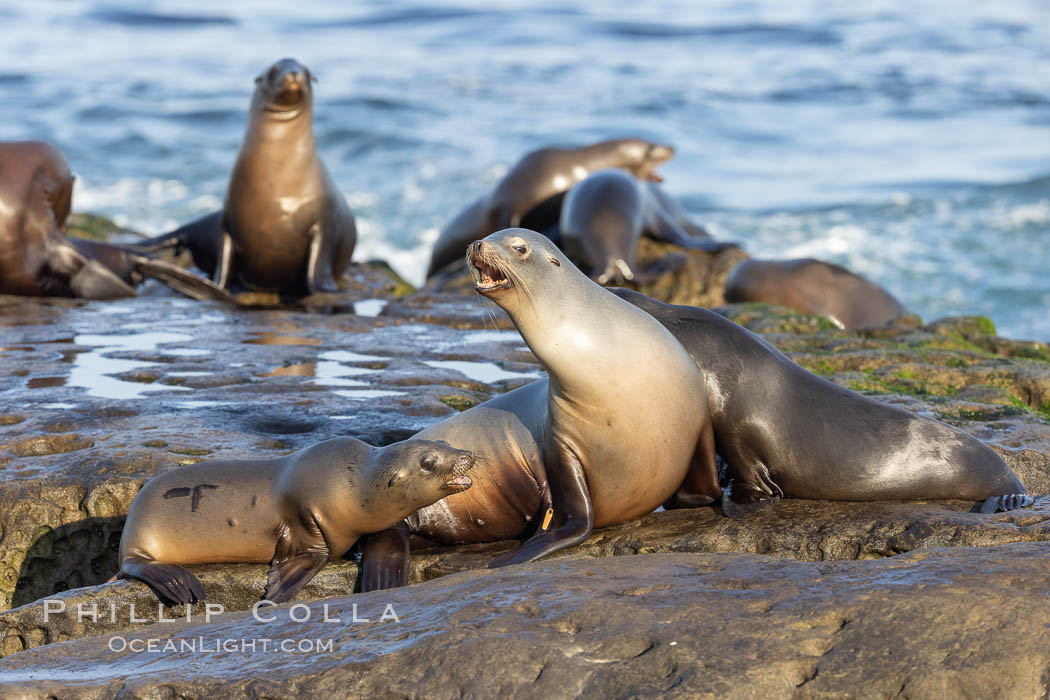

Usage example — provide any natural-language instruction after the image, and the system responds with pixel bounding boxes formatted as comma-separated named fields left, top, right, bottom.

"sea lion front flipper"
left=213, top=231, right=235, bottom=289
left=264, top=524, right=330, bottom=604
left=357, top=523, right=410, bottom=592
left=305, top=223, right=338, bottom=294
left=130, top=255, right=236, bottom=303
left=69, top=259, right=137, bottom=299
left=665, top=420, right=722, bottom=509
left=488, top=445, right=594, bottom=568
left=979, top=493, right=1035, bottom=514
left=121, top=556, right=205, bottom=606
left=720, top=479, right=782, bottom=520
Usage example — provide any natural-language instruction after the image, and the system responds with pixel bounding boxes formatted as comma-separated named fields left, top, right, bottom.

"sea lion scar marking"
left=163, top=487, right=191, bottom=500
left=190, top=484, right=219, bottom=512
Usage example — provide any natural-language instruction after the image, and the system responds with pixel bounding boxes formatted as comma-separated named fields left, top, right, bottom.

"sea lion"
left=0, top=141, right=230, bottom=301
left=610, top=288, right=1032, bottom=517
left=426, top=138, right=674, bottom=277
left=116, top=436, right=475, bottom=605
left=724, top=258, right=909, bottom=330
left=465, top=228, right=719, bottom=566
left=140, top=58, right=356, bottom=295
left=559, top=168, right=737, bottom=284
left=357, top=379, right=550, bottom=590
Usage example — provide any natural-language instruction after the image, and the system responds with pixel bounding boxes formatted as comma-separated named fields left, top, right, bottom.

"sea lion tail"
left=121, top=557, right=206, bottom=606
left=131, top=256, right=235, bottom=303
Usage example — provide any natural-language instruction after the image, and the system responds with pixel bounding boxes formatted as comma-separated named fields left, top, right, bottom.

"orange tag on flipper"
left=541, top=507, right=554, bottom=531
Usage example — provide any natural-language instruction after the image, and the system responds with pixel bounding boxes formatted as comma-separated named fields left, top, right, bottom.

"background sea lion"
left=724, top=258, right=908, bottom=329
left=466, top=228, right=719, bottom=566
left=116, top=437, right=475, bottom=605
left=0, top=141, right=229, bottom=301
left=611, top=288, right=1032, bottom=518
left=559, top=168, right=737, bottom=284
left=426, top=138, right=674, bottom=277
left=140, top=58, right=356, bottom=295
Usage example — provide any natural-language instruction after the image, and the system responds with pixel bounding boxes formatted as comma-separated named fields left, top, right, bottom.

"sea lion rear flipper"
left=69, top=259, right=137, bottom=299
left=357, top=523, right=410, bottom=592
left=979, top=493, right=1035, bottom=514
left=306, top=223, right=338, bottom=294
left=488, top=446, right=593, bottom=568
left=630, top=253, right=689, bottom=285
left=720, top=479, right=783, bottom=520
left=646, top=211, right=740, bottom=253
left=121, top=556, right=205, bottom=606
left=131, top=255, right=236, bottom=303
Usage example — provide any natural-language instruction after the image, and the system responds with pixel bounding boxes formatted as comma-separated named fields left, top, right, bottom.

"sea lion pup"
left=559, top=168, right=738, bottom=284
left=115, top=437, right=475, bottom=605
left=425, top=138, right=674, bottom=276
left=609, top=288, right=1033, bottom=518
left=139, top=58, right=356, bottom=295
left=0, top=141, right=228, bottom=301
left=465, top=228, right=719, bottom=567
left=725, top=258, right=909, bottom=330
left=357, top=379, right=550, bottom=590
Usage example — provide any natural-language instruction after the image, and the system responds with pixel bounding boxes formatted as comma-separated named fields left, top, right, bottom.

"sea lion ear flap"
left=388, top=471, right=404, bottom=488
left=548, top=256, right=561, bottom=267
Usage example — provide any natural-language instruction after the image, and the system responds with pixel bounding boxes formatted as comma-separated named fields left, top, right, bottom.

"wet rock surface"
left=4, top=545, right=1050, bottom=698
left=1, top=244, right=1049, bottom=693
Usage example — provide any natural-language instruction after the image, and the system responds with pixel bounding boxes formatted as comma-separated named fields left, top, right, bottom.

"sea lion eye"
left=512, top=245, right=527, bottom=255
left=420, top=455, right=437, bottom=472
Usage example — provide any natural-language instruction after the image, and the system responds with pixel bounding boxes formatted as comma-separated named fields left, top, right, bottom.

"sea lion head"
left=253, top=58, right=314, bottom=119
left=375, top=439, right=476, bottom=511
left=467, top=228, right=575, bottom=319
left=611, top=138, right=674, bottom=182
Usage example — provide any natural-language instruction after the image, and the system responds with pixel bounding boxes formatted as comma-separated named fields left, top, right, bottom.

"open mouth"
left=443, top=453, right=476, bottom=492
left=468, top=247, right=512, bottom=293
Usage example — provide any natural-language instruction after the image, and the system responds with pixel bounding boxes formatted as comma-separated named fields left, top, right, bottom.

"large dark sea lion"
left=724, top=258, right=908, bottom=330
left=559, top=168, right=737, bottom=284
left=0, top=141, right=229, bottom=301
left=611, top=288, right=1032, bottom=517
left=142, top=58, right=356, bottom=295
left=116, top=437, right=475, bottom=604
left=426, top=138, right=674, bottom=277
left=465, top=228, right=719, bottom=566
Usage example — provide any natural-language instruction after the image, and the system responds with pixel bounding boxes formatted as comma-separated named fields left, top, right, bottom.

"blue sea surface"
left=1, top=0, right=1047, bottom=339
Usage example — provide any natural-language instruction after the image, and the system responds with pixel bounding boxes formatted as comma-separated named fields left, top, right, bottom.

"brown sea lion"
left=0, top=141, right=230, bottom=301
left=140, top=58, right=356, bottom=295
left=724, top=258, right=908, bottom=329
left=425, top=138, right=674, bottom=276
left=610, top=288, right=1032, bottom=518
left=559, top=168, right=738, bottom=284
left=116, top=437, right=475, bottom=605
left=465, top=228, right=718, bottom=566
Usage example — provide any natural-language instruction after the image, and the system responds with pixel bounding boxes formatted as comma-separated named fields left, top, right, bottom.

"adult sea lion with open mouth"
left=463, top=228, right=720, bottom=566
left=114, top=437, right=475, bottom=605
left=559, top=168, right=738, bottom=284
left=611, top=288, right=1032, bottom=518
left=0, top=141, right=230, bottom=301
left=724, top=257, right=909, bottom=330
left=426, top=138, right=674, bottom=277
left=141, top=58, right=356, bottom=295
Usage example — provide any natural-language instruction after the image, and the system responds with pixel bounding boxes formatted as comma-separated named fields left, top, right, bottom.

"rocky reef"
left=0, top=236, right=1049, bottom=696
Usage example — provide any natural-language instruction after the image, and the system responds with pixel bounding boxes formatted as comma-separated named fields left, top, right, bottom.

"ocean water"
left=1, top=0, right=1047, bottom=339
